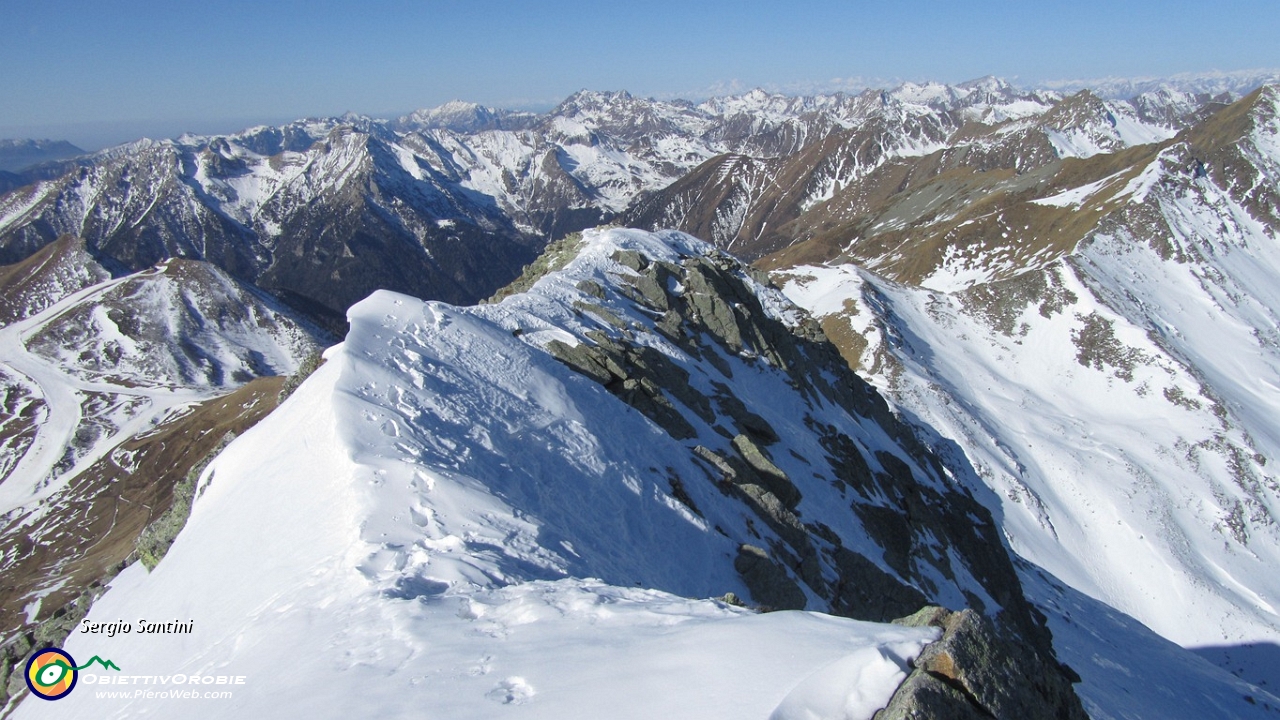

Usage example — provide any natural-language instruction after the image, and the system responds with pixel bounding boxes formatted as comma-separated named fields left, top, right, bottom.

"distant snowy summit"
left=1039, top=67, right=1280, bottom=100
left=394, top=100, right=539, bottom=133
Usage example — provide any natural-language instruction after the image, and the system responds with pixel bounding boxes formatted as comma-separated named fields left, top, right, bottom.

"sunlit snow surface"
left=779, top=104, right=1280, bottom=709
left=16, top=229, right=938, bottom=719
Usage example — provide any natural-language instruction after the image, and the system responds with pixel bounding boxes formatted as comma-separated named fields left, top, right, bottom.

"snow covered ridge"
left=14, top=228, right=1088, bottom=717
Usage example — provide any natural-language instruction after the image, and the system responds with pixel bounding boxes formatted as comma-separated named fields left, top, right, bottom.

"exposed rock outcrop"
left=877, top=606, right=1087, bottom=720
left=517, top=229, right=1085, bottom=715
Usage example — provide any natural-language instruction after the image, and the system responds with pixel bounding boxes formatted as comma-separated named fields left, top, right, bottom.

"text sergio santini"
left=80, top=619, right=194, bottom=637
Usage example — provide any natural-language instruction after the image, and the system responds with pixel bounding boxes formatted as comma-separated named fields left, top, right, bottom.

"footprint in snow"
left=486, top=677, right=534, bottom=705
left=468, top=656, right=493, bottom=677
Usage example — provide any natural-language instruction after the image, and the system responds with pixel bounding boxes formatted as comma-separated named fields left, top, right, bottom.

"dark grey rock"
left=876, top=607, right=1089, bottom=720
left=734, top=544, right=806, bottom=611
left=732, top=433, right=802, bottom=509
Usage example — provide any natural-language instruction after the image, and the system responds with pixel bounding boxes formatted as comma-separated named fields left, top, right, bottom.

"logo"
left=25, top=648, right=120, bottom=701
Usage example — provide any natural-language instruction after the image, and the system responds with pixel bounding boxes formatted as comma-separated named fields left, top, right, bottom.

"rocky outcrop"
left=876, top=607, right=1087, bottom=720
left=519, top=230, right=1084, bottom=713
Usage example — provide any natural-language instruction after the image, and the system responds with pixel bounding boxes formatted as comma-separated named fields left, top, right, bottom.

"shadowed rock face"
left=517, top=232, right=1084, bottom=716
left=0, top=132, right=541, bottom=332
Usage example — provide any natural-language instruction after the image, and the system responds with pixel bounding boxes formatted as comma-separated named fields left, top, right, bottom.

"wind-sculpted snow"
left=5, top=230, right=943, bottom=719
left=13, top=228, right=1086, bottom=718
left=307, top=228, right=1026, bottom=617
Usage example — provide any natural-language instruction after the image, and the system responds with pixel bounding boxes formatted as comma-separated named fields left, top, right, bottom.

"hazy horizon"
left=4, top=0, right=1278, bottom=149
left=6, top=66, right=1280, bottom=152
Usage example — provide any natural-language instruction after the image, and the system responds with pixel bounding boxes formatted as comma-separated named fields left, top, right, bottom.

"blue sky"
left=2, top=0, right=1277, bottom=148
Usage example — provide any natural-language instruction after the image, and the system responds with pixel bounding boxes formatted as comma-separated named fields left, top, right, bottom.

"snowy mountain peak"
left=956, top=75, right=1012, bottom=93
left=564, top=88, right=635, bottom=104
left=396, top=100, right=538, bottom=133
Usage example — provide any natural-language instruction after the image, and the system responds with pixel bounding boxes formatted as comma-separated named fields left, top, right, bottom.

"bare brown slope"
left=0, top=235, right=111, bottom=327
left=627, top=89, right=1256, bottom=288
left=1183, top=85, right=1280, bottom=223
left=761, top=87, right=1270, bottom=286
left=624, top=113, right=970, bottom=259
left=761, top=140, right=1172, bottom=285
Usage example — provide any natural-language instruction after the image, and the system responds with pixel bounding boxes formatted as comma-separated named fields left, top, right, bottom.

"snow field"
left=14, top=232, right=949, bottom=718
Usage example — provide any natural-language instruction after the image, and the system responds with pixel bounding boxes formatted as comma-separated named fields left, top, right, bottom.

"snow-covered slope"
left=23, top=258, right=315, bottom=390
left=0, top=252, right=321, bottom=691
left=12, top=228, right=1086, bottom=718
left=775, top=86, right=1280, bottom=695
left=13, top=351, right=934, bottom=720
left=0, top=255, right=315, bottom=511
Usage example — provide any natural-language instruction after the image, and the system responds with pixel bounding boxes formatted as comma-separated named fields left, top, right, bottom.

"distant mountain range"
left=1041, top=68, right=1280, bottom=100
left=3, top=73, right=1269, bottom=329
left=0, top=140, right=84, bottom=174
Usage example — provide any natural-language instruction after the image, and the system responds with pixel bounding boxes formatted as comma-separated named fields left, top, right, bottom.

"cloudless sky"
left=2, top=0, right=1277, bottom=148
